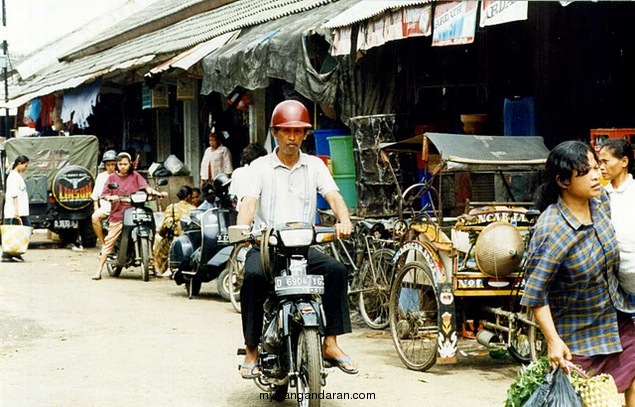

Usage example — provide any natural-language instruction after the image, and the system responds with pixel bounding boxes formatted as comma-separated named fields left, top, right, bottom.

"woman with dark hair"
left=2, top=155, right=30, bottom=262
left=599, top=139, right=635, bottom=295
left=153, top=185, right=196, bottom=277
left=200, top=131, right=233, bottom=188
left=92, top=152, right=166, bottom=280
left=521, top=140, right=635, bottom=404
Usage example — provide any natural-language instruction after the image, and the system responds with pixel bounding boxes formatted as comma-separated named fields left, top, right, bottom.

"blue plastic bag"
left=523, top=367, right=583, bottom=407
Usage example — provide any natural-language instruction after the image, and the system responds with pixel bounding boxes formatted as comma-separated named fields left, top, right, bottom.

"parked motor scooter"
left=169, top=173, right=235, bottom=299
left=106, top=179, right=168, bottom=281
left=230, top=222, right=336, bottom=406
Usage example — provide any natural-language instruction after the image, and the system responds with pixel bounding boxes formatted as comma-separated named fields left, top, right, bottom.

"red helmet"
left=270, top=100, right=312, bottom=129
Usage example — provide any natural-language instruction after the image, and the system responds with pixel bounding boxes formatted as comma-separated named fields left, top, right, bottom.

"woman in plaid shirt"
left=521, top=141, right=635, bottom=405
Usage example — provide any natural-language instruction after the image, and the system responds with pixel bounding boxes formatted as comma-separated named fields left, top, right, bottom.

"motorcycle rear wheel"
left=296, top=328, right=321, bottom=407
left=140, top=238, right=150, bottom=282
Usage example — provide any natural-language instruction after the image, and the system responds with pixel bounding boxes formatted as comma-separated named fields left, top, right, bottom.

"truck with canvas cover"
left=0, top=135, right=99, bottom=247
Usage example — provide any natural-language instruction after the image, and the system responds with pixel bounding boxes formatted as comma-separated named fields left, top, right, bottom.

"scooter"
left=230, top=222, right=335, bottom=407
left=169, top=173, right=235, bottom=299
left=106, top=179, right=167, bottom=281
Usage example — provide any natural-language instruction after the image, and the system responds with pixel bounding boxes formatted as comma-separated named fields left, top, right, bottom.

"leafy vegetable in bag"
left=506, top=357, right=549, bottom=407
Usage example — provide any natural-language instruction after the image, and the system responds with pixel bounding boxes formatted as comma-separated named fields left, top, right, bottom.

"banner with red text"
left=432, top=1, right=478, bottom=47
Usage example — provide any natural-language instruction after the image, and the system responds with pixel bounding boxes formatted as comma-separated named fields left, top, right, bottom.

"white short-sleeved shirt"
left=3, top=170, right=29, bottom=217
left=243, top=150, right=338, bottom=227
left=605, top=174, right=635, bottom=293
left=229, top=165, right=252, bottom=211
left=91, top=171, right=112, bottom=212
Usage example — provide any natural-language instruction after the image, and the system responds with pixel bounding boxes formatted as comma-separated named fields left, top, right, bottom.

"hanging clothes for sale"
left=39, top=95, right=57, bottom=128
left=61, top=80, right=101, bottom=128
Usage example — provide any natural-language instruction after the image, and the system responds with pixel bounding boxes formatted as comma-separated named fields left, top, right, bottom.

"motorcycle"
left=169, top=173, right=235, bottom=299
left=106, top=179, right=168, bottom=281
left=229, top=222, right=336, bottom=407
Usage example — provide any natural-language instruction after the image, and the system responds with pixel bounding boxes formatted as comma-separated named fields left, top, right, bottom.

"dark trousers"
left=241, top=247, right=352, bottom=347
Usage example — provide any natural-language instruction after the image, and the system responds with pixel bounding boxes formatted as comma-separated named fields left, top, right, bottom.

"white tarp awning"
left=323, top=0, right=430, bottom=29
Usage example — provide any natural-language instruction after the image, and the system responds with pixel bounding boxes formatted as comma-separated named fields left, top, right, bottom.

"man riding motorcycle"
left=236, top=100, right=358, bottom=378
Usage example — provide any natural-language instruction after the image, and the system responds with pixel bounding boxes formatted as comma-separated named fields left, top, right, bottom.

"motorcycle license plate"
left=54, top=219, right=78, bottom=229
left=132, top=210, right=152, bottom=222
left=274, top=275, right=325, bottom=296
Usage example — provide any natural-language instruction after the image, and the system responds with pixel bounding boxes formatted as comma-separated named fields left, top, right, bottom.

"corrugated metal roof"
left=148, top=30, right=239, bottom=75
left=323, top=0, right=432, bottom=29
left=8, top=0, right=339, bottom=103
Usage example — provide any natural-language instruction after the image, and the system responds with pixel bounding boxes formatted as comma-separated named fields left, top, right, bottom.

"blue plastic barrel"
left=314, top=129, right=347, bottom=156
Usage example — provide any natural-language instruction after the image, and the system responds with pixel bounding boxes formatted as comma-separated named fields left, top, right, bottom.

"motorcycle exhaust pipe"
left=476, top=328, right=502, bottom=348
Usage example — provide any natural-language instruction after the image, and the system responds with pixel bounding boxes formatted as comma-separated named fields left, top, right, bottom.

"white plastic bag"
left=163, top=155, right=190, bottom=175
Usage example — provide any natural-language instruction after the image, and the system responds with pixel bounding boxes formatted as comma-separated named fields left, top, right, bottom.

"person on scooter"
left=236, top=99, right=358, bottom=378
left=92, top=152, right=166, bottom=280
left=153, top=185, right=196, bottom=278
left=91, top=150, right=117, bottom=247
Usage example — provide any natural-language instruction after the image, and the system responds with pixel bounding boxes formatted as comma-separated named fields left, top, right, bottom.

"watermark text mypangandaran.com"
left=260, top=391, right=376, bottom=402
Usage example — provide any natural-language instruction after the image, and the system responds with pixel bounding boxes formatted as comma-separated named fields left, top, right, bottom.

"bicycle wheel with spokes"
left=358, top=248, right=395, bottom=330
left=389, top=261, right=438, bottom=371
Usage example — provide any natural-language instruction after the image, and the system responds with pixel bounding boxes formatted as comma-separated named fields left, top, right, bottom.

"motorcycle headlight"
left=130, top=191, right=148, bottom=203
left=278, top=228, right=313, bottom=247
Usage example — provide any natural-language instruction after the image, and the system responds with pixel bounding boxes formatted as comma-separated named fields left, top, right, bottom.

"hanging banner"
left=432, top=1, right=478, bottom=47
left=331, top=26, right=353, bottom=56
left=479, top=1, right=528, bottom=27
left=402, top=5, right=432, bottom=38
left=358, top=15, right=386, bottom=52
left=383, top=9, right=404, bottom=43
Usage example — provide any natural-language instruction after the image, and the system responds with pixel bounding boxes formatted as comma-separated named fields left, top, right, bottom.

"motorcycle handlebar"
left=227, top=225, right=338, bottom=245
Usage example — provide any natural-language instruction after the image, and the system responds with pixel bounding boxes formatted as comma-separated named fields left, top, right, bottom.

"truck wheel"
left=78, top=219, right=97, bottom=248
left=57, top=229, right=79, bottom=247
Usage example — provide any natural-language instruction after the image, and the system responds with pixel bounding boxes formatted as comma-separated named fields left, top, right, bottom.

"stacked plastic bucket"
left=314, top=129, right=357, bottom=213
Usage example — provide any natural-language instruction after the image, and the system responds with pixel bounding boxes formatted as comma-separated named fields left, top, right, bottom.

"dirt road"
left=0, top=232, right=520, bottom=406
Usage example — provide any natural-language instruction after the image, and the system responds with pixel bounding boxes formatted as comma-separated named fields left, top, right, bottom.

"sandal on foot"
left=91, top=273, right=102, bottom=280
left=323, top=356, right=358, bottom=375
left=238, top=362, right=261, bottom=379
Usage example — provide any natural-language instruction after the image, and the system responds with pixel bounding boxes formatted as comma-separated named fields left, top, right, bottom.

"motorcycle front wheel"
left=217, top=268, right=231, bottom=301
left=296, top=328, right=322, bottom=407
left=106, top=259, right=122, bottom=277
left=185, top=279, right=202, bottom=298
left=140, top=238, right=151, bottom=282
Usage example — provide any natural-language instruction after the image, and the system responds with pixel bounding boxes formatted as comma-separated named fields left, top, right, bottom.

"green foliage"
left=505, top=357, right=549, bottom=407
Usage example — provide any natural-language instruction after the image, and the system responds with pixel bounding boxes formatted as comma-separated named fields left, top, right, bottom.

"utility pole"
left=1, top=0, right=8, bottom=139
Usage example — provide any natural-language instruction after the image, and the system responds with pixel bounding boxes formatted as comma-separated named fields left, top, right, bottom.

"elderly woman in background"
left=200, top=131, right=233, bottom=188
left=153, top=185, right=196, bottom=278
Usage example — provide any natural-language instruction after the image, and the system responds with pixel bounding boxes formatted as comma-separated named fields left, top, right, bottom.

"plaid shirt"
left=521, top=190, right=635, bottom=356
